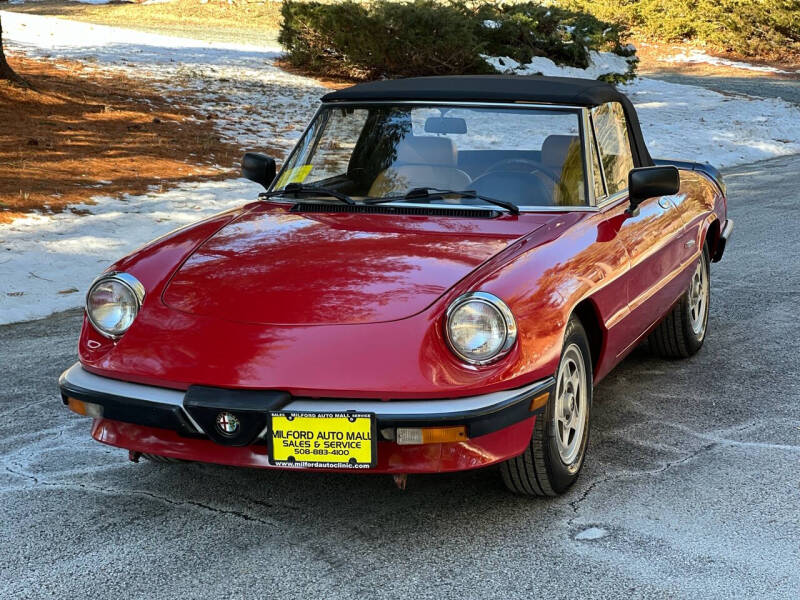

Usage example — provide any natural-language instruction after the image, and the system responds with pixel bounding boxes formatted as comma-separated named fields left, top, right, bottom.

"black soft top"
left=322, top=75, right=653, bottom=167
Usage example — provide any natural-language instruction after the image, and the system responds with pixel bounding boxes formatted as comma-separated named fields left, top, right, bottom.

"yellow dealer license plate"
left=268, top=412, right=376, bottom=469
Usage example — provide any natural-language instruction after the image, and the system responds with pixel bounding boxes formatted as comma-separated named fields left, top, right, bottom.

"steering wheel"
left=485, top=158, right=561, bottom=187
left=471, top=171, right=554, bottom=207
left=485, top=157, right=576, bottom=205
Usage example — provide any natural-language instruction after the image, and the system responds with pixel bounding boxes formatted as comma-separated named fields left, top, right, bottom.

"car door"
left=590, top=102, right=686, bottom=358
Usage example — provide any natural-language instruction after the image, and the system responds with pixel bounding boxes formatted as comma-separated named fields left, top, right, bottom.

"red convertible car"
left=60, top=76, right=732, bottom=495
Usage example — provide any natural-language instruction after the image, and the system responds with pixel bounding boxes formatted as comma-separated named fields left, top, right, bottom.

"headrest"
left=395, top=136, right=458, bottom=166
left=541, top=135, right=580, bottom=170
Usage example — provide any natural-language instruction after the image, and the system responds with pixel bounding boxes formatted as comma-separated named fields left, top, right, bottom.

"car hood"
left=162, top=203, right=552, bottom=325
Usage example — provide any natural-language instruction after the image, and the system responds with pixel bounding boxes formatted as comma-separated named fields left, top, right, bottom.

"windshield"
left=274, top=103, right=589, bottom=208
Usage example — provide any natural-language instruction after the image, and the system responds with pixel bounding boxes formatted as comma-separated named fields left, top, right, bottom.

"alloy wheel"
left=554, top=344, right=587, bottom=465
left=688, top=255, right=709, bottom=337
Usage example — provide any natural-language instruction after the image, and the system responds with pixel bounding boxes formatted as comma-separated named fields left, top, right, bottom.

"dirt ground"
left=0, top=52, right=241, bottom=223
left=634, top=40, right=800, bottom=78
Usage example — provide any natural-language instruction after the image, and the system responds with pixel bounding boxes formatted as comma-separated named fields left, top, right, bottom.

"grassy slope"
left=4, top=0, right=284, bottom=46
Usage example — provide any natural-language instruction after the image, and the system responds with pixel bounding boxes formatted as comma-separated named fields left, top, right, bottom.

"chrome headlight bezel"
left=445, top=291, right=518, bottom=365
left=85, top=272, right=145, bottom=339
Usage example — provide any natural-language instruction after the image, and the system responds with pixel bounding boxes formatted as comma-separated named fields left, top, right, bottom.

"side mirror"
left=241, top=152, right=276, bottom=189
left=627, top=166, right=680, bottom=215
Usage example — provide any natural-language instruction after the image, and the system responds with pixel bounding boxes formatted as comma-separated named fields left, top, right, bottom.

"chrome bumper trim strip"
left=59, top=363, right=551, bottom=420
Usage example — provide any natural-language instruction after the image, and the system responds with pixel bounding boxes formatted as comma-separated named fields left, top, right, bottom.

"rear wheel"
left=500, top=317, right=592, bottom=496
left=650, top=244, right=710, bottom=358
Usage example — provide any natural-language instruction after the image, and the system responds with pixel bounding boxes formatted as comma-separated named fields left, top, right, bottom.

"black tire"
left=141, top=453, right=186, bottom=464
left=650, top=244, right=711, bottom=359
left=500, top=317, right=593, bottom=496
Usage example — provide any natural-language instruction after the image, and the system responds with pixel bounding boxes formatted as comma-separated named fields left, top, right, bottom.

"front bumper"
left=60, top=363, right=553, bottom=473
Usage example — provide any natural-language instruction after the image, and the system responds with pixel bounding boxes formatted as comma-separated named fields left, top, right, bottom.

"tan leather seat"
left=540, top=134, right=586, bottom=206
left=369, top=137, right=471, bottom=197
left=541, top=135, right=580, bottom=173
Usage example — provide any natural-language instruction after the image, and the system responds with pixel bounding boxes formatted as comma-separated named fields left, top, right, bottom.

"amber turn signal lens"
left=67, top=397, right=87, bottom=415
left=396, top=426, right=468, bottom=445
left=66, top=397, right=103, bottom=418
left=529, top=392, right=549, bottom=412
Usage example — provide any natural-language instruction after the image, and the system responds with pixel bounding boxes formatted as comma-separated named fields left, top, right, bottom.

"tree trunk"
left=0, top=15, right=27, bottom=85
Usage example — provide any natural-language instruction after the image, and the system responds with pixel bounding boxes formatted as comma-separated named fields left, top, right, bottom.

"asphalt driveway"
left=1, top=154, right=798, bottom=599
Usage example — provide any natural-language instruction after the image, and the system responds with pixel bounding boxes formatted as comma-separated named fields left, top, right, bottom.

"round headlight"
left=86, top=273, right=145, bottom=338
left=445, top=292, right=517, bottom=365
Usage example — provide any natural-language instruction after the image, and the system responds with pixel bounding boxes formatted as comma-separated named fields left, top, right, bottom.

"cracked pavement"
left=1, top=154, right=799, bottom=599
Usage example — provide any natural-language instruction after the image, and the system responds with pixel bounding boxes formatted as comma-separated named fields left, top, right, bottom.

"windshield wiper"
left=259, top=182, right=356, bottom=205
left=364, top=187, right=519, bottom=215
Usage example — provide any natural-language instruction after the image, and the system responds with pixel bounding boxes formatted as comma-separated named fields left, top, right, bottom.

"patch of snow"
left=0, top=180, right=262, bottom=325
left=484, top=50, right=635, bottom=80
left=622, top=77, right=800, bottom=167
left=1, top=11, right=283, bottom=60
left=666, top=49, right=800, bottom=74
left=575, top=527, right=609, bottom=541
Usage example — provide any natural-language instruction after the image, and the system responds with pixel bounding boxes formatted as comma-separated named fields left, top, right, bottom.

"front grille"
left=291, top=202, right=499, bottom=218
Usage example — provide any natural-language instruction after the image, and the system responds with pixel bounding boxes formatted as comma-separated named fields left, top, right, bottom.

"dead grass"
left=0, top=52, right=242, bottom=223
left=6, top=0, right=284, bottom=45
left=273, top=58, right=353, bottom=89
left=634, top=39, right=800, bottom=78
